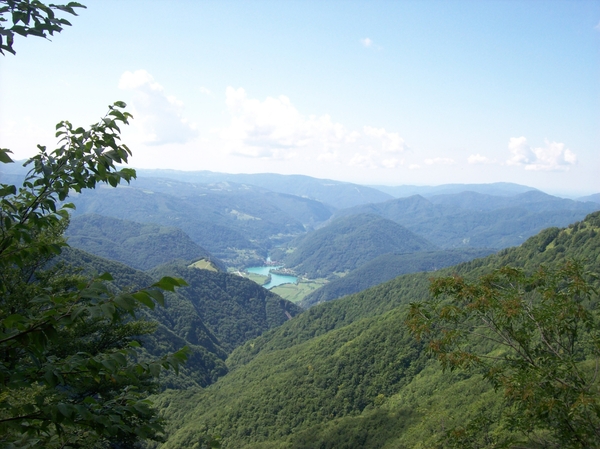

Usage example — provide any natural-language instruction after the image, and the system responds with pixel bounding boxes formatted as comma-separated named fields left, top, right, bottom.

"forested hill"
left=300, top=247, right=496, bottom=307
left=149, top=263, right=302, bottom=353
left=333, top=190, right=598, bottom=249
left=55, top=248, right=301, bottom=388
left=66, top=214, right=224, bottom=271
left=156, top=211, right=600, bottom=448
left=69, top=182, right=316, bottom=265
left=273, top=213, right=438, bottom=278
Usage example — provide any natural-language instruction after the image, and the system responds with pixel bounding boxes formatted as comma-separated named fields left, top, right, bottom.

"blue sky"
left=1, top=0, right=598, bottom=196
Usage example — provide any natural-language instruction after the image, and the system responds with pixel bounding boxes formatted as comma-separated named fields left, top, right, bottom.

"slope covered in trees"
left=69, top=179, right=335, bottom=266
left=66, top=214, right=223, bottom=271
left=156, top=211, right=600, bottom=448
left=300, top=247, right=495, bottom=307
left=274, top=214, right=438, bottom=278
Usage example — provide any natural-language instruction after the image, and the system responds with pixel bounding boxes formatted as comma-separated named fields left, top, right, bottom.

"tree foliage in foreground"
left=407, top=261, right=600, bottom=448
left=0, top=0, right=85, bottom=55
left=0, top=104, right=187, bottom=448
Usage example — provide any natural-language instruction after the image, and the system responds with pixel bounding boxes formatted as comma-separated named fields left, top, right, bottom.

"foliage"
left=0, top=104, right=190, bottom=447
left=0, top=0, right=85, bottom=55
left=406, top=260, right=600, bottom=448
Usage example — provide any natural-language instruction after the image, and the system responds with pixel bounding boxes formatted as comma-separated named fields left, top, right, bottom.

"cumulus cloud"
left=506, top=136, right=576, bottom=171
left=361, top=37, right=373, bottom=47
left=118, top=70, right=197, bottom=146
left=424, top=157, right=456, bottom=165
left=468, top=153, right=495, bottom=164
left=220, top=87, right=406, bottom=169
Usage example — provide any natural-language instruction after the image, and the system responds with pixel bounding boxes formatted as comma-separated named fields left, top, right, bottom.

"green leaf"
left=0, top=148, right=14, bottom=163
left=57, top=403, right=72, bottom=418
left=97, top=272, right=113, bottom=281
left=132, top=291, right=155, bottom=309
left=152, top=276, right=188, bottom=292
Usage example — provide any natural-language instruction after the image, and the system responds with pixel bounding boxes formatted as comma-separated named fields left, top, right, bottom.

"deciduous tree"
left=406, top=261, right=600, bottom=448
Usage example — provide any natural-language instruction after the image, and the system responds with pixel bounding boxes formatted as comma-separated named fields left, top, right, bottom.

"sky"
left=0, top=0, right=599, bottom=196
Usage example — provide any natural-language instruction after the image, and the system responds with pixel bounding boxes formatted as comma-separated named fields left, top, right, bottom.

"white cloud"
left=467, top=153, right=495, bottom=164
left=199, top=86, right=213, bottom=96
left=424, top=157, right=456, bottom=165
left=361, top=37, right=373, bottom=47
left=506, top=136, right=576, bottom=171
left=118, top=70, right=197, bottom=146
left=409, top=164, right=421, bottom=170
left=595, top=20, right=600, bottom=31
left=220, top=87, right=406, bottom=169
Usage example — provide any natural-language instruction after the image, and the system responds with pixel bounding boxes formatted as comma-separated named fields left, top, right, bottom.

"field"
left=270, top=278, right=328, bottom=303
left=189, top=259, right=219, bottom=271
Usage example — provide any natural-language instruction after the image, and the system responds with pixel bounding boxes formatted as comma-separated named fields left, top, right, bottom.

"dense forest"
left=154, top=211, right=600, bottom=448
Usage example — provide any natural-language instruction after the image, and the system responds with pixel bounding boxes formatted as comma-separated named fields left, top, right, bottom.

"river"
left=246, top=266, right=298, bottom=289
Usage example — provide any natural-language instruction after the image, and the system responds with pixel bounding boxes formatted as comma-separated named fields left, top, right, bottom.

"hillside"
left=300, top=247, right=496, bottom=307
left=66, top=214, right=223, bottom=271
left=56, top=248, right=301, bottom=388
left=135, top=169, right=394, bottom=209
left=155, top=211, right=600, bottom=448
left=69, top=182, right=313, bottom=265
left=334, top=191, right=598, bottom=249
left=275, top=213, right=438, bottom=278
left=149, top=263, right=302, bottom=353
left=579, top=193, right=600, bottom=204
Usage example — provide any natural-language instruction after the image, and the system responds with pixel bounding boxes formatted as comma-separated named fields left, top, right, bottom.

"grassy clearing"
left=246, top=273, right=269, bottom=286
left=270, top=278, right=328, bottom=303
left=189, top=259, right=218, bottom=271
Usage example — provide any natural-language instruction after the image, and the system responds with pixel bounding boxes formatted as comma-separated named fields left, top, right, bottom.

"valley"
left=2, top=3, right=598, bottom=447
left=4, top=165, right=600, bottom=448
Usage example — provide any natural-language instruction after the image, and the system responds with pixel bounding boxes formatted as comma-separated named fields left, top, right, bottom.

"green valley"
left=154, top=211, right=600, bottom=448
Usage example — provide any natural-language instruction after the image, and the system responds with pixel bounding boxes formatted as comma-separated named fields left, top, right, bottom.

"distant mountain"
left=135, top=169, right=394, bottom=209
left=300, top=247, right=496, bottom=307
left=578, top=193, right=600, bottom=204
left=370, top=182, right=537, bottom=198
left=127, top=176, right=335, bottom=229
left=334, top=191, right=599, bottom=249
left=427, top=189, right=598, bottom=212
left=275, top=213, right=438, bottom=278
left=66, top=214, right=224, bottom=271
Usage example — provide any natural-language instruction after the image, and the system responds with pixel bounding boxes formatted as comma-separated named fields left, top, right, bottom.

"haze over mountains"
left=53, top=167, right=599, bottom=311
